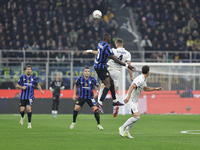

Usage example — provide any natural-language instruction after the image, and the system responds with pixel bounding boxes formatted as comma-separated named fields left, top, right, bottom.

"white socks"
left=52, top=110, right=58, bottom=114
left=98, top=87, right=103, bottom=102
left=121, top=117, right=140, bottom=130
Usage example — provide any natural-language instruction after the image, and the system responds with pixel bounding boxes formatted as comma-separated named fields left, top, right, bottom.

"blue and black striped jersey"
left=94, top=41, right=114, bottom=69
left=17, top=75, right=38, bottom=100
left=75, top=76, right=99, bottom=99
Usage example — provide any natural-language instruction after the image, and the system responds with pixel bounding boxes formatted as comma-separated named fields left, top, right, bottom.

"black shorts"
left=53, top=95, right=60, bottom=101
left=19, top=99, right=33, bottom=107
left=95, top=68, right=110, bottom=81
left=76, top=97, right=95, bottom=107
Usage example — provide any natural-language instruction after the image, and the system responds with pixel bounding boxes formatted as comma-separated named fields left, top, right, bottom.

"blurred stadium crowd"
left=125, top=0, right=200, bottom=61
left=1, top=0, right=200, bottom=64
left=0, top=0, right=117, bottom=66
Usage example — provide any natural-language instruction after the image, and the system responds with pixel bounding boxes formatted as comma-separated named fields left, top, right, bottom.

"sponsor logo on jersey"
left=24, top=83, right=33, bottom=86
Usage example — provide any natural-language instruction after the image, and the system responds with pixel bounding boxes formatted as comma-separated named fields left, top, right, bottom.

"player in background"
left=70, top=67, right=103, bottom=130
left=49, top=74, right=65, bottom=117
left=119, top=65, right=163, bottom=138
left=16, top=65, right=44, bottom=129
left=83, top=38, right=133, bottom=117
left=84, top=33, right=135, bottom=113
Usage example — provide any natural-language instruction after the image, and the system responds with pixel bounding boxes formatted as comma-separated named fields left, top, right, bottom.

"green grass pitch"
left=0, top=114, right=200, bottom=150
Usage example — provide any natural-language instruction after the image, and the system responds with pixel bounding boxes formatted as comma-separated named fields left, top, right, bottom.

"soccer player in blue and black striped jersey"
left=93, top=33, right=135, bottom=113
left=16, top=65, right=44, bottom=129
left=70, top=67, right=103, bottom=130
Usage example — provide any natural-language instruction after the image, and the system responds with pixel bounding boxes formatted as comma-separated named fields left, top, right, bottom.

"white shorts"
left=108, top=67, right=120, bottom=87
left=125, top=101, right=139, bottom=114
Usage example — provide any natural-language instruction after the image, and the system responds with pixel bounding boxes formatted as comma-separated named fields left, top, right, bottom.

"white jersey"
left=130, top=74, right=147, bottom=103
left=107, top=47, right=131, bottom=70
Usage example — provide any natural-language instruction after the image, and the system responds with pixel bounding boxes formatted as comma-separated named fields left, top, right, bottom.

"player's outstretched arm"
left=127, top=62, right=134, bottom=81
left=83, top=50, right=98, bottom=55
left=37, top=83, right=44, bottom=94
left=124, top=83, right=137, bottom=103
left=16, top=83, right=26, bottom=90
left=73, top=84, right=78, bottom=101
left=109, top=55, right=136, bottom=71
left=143, top=86, right=163, bottom=91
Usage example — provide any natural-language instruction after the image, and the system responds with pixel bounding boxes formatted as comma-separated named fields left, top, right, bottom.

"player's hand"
left=131, top=77, right=134, bottom=81
left=73, top=95, right=76, bottom=101
left=124, top=98, right=129, bottom=104
left=41, top=91, right=44, bottom=94
left=22, top=86, right=26, bottom=90
left=83, top=51, right=88, bottom=55
left=155, top=87, right=163, bottom=91
left=128, top=65, right=136, bottom=71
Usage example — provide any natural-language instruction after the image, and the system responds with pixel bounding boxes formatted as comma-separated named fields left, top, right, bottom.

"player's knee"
left=105, top=83, right=111, bottom=89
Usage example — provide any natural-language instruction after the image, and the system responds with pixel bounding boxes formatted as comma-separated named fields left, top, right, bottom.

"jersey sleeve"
left=33, top=76, right=38, bottom=85
left=132, top=76, right=143, bottom=87
left=126, top=52, right=131, bottom=62
left=17, top=76, right=23, bottom=85
left=106, top=46, right=114, bottom=57
left=50, top=81, right=54, bottom=88
left=93, top=78, right=99, bottom=87
left=75, top=77, right=81, bottom=86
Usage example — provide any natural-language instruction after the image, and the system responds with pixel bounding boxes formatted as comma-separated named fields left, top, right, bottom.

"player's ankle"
left=113, top=99, right=117, bottom=103
left=98, top=101, right=103, bottom=105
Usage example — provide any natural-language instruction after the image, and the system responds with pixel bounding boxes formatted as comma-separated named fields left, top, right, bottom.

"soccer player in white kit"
left=119, top=65, right=163, bottom=138
left=83, top=38, right=134, bottom=116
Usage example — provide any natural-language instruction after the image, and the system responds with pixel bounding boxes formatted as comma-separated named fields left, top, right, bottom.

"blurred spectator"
left=56, top=41, right=64, bottom=50
left=31, top=41, right=40, bottom=51
left=150, top=53, right=157, bottom=62
left=56, top=52, right=65, bottom=66
left=69, top=28, right=78, bottom=43
left=73, top=51, right=82, bottom=67
left=103, top=10, right=115, bottom=23
left=177, top=36, right=186, bottom=51
left=140, top=35, right=152, bottom=50
left=173, top=52, right=180, bottom=63
left=177, top=87, right=193, bottom=98
left=187, top=17, right=198, bottom=32
left=193, top=37, right=200, bottom=51
left=46, top=37, right=56, bottom=50
left=192, top=51, right=200, bottom=62
left=186, top=35, right=194, bottom=51
left=157, top=52, right=166, bottom=62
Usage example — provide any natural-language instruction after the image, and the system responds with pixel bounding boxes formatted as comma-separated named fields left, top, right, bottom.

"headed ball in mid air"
left=92, top=10, right=102, bottom=19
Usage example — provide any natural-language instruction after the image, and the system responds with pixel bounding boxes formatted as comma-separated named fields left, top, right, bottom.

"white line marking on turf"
left=180, top=130, right=200, bottom=134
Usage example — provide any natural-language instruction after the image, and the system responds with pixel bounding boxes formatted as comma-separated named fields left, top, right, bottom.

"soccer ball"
left=92, top=10, right=102, bottom=19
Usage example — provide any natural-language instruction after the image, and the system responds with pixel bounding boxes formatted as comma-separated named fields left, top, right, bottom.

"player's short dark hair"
left=103, top=33, right=111, bottom=41
left=26, top=65, right=32, bottom=70
left=116, top=38, right=124, bottom=45
left=84, top=67, right=90, bottom=70
left=142, top=65, right=149, bottom=74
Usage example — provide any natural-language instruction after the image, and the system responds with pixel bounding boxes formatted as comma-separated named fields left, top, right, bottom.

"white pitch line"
left=180, top=130, right=200, bottom=134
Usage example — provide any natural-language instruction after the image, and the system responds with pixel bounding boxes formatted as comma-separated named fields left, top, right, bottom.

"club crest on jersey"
left=85, top=83, right=88, bottom=87
left=89, top=81, right=91, bottom=84
left=32, top=79, right=33, bottom=81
